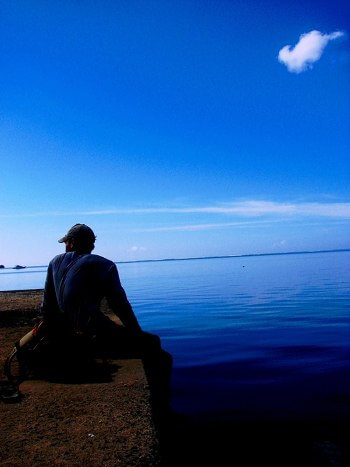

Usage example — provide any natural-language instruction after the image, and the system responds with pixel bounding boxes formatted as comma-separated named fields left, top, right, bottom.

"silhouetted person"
left=42, top=223, right=142, bottom=345
left=30, top=224, right=171, bottom=409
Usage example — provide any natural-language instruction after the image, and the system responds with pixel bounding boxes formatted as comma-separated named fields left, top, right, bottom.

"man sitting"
left=5, top=224, right=172, bottom=410
left=42, top=223, right=143, bottom=349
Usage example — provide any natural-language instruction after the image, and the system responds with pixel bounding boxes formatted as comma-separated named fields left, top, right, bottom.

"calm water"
left=1, top=251, right=350, bottom=421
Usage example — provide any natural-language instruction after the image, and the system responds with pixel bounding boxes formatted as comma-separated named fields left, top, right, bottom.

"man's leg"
left=93, top=316, right=173, bottom=412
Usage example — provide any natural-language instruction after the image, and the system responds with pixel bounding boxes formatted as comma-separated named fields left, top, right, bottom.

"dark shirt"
left=41, top=252, right=141, bottom=335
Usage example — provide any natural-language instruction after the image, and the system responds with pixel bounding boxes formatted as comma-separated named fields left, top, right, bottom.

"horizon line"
left=115, top=248, right=350, bottom=265
left=3, top=247, right=349, bottom=269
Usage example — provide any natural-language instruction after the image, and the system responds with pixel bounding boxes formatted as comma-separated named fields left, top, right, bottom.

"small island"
left=0, top=265, right=4, bottom=269
left=13, top=265, right=26, bottom=270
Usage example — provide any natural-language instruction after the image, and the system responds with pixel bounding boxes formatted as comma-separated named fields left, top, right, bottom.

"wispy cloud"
left=84, top=200, right=350, bottom=218
left=278, top=30, right=345, bottom=73
left=139, top=219, right=350, bottom=233
left=2, top=200, right=350, bottom=219
left=73, top=200, right=350, bottom=217
left=137, top=219, right=284, bottom=232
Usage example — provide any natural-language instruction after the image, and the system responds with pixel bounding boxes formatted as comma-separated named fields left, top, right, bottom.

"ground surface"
left=0, top=290, right=160, bottom=466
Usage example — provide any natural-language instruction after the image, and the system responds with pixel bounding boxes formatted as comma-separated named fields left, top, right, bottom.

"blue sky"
left=1, top=0, right=349, bottom=265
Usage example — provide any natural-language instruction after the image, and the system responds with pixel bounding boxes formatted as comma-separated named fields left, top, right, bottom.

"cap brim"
left=58, top=236, right=68, bottom=243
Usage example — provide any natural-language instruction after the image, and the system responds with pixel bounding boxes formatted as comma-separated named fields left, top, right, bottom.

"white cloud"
left=2, top=200, right=350, bottom=219
left=138, top=219, right=285, bottom=232
left=139, top=218, right=350, bottom=234
left=70, top=200, right=350, bottom=217
left=129, top=245, right=146, bottom=252
left=272, top=239, right=287, bottom=248
left=278, top=30, right=344, bottom=73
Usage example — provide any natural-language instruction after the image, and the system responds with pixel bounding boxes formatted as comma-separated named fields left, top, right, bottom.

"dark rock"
left=13, top=265, right=26, bottom=269
left=0, top=265, right=4, bottom=269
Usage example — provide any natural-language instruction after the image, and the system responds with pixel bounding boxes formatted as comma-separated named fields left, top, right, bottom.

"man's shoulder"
left=49, top=253, right=67, bottom=264
left=49, top=252, right=116, bottom=270
left=86, top=254, right=116, bottom=268
left=48, top=252, right=74, bottom=270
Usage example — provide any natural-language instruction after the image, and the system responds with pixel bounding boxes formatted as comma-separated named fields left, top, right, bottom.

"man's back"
left=42, top=252, right=139, bottom=334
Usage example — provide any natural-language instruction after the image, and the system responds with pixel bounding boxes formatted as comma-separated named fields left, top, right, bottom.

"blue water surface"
left=1, top=251, right=349, bottom=420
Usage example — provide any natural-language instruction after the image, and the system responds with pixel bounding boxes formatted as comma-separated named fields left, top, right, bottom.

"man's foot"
left=0, top=381, right=21, bottom=402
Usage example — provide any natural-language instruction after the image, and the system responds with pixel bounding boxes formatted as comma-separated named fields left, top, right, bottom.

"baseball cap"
left=58, top=224, right=96, bottom=243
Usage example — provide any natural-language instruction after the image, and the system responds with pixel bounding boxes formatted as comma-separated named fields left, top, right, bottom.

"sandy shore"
left=0, top=290, right=160, bottom=466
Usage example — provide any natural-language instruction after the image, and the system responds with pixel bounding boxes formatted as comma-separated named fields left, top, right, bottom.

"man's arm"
left=41, top=262, right=60, bottom=320
left=105, top=264, right=142, bottom=332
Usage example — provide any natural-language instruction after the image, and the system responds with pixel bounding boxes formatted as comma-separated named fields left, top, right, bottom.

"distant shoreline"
left=2, top=248, right=349, bottom=269
left=116, top=248, right=350, bottom=265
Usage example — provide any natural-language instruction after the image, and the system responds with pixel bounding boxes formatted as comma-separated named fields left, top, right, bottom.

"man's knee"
left=141, top=331, right=161, bottom=349
left=161, top=349, right=173, bottom=367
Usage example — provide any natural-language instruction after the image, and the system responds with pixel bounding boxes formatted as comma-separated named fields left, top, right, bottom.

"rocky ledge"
left=0, top=290, right=160, bottom=466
